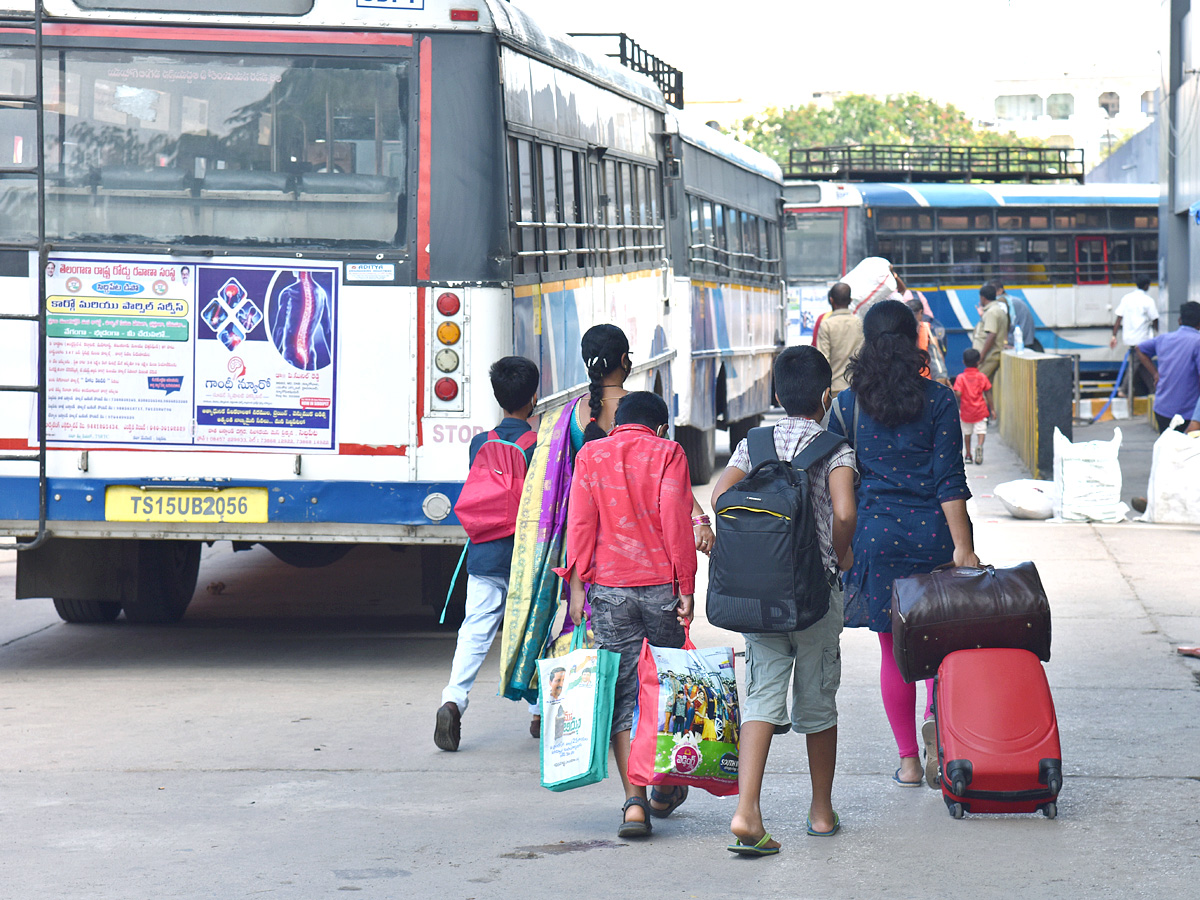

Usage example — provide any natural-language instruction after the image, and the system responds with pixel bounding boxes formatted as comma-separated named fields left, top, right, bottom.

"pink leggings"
left=878, top=633, right=933, bottom=759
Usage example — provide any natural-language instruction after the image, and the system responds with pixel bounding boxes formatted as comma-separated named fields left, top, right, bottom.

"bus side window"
left=510, top=137, right=537, bottom=276
left=540, top=144, right=559, bottom=273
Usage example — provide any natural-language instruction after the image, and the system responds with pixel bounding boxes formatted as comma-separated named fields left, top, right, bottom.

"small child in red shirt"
left=555, top=391, right=697, bottom=840
left=954, top=347, right=994, bottom=464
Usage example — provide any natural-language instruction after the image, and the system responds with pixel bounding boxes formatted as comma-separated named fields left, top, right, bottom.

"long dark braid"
left=579, top=323, right=630, bottom=444
left=584, top=360, right=608, bottom=443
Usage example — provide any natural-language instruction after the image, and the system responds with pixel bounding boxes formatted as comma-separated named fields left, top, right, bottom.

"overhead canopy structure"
left=783, top=145, right=1087, bottom=184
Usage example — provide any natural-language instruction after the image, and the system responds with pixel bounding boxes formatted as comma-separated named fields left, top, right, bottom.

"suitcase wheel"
left=949, top=802, right=965, bottom=820
left=1042, top=801, right=1057, bottom=820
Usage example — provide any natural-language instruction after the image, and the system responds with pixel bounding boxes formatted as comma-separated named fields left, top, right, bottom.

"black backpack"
left=706, top=426, right=848, bottom=633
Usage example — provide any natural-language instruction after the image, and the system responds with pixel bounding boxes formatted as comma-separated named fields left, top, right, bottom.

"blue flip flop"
left=893, top=767, right=923, bottom=788
left=727, top=832, right=780, bottom=857
left=806, top=812, right=840, bottom=837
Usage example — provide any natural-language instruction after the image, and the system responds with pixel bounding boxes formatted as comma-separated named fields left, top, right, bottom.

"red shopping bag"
left=627, top=628, right=739, bottom=797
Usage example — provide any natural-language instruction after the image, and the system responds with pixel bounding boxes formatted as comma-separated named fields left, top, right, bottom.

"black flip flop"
left=648, top=785, right=689, bottom=818
left=618, top=797, right=653, bottom=838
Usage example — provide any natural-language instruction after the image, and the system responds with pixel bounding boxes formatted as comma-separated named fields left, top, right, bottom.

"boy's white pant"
left=442, top=573, right=538, bottom=715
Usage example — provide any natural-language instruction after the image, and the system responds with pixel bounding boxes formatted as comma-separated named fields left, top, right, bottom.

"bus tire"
left=121, top=540, right=202, bottom=624
left=52, top=598, right=122, bottom=624
left=261, top=542, right=354, bottom=568
left=727, top=415, right=762, bottom=453
left=676, top=425, right=715, bottom=484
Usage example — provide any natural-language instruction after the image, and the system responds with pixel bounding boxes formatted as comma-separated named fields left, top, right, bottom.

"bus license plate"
left=105, top=487, right=269, bottom=524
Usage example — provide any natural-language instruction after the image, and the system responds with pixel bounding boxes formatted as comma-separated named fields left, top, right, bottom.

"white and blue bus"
left=0, top=0, right=783, bottom=623
left=783, top=180, right=1159, bottom=374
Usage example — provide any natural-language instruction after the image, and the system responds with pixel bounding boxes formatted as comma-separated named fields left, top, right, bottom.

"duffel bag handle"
left=930, top=562, right=995, bottom=575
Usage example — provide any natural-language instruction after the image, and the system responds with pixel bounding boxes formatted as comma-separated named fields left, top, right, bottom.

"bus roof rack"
left=567, top=32, right=684, bottom=109
left=783, top=145, right=1086, bottom=184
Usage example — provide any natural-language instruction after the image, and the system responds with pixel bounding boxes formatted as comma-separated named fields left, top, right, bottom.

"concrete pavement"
left=0, top=421, right=1197, bottom=898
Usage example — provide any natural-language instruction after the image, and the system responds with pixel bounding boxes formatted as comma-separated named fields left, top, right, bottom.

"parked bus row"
left=0, top=0, right=784, bottom=623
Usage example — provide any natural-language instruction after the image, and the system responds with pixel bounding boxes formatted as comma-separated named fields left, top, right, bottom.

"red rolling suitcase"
left=933, top=648, right=1062, bottom=819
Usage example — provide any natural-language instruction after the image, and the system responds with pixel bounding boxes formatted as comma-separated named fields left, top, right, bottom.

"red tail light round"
left=436, top=292, right=461, bottom=316
left=434, top=377, right=459, bottom=401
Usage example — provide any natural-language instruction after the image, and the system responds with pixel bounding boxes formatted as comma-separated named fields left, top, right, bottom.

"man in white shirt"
left=1111, top=278, right=1159, bottom=395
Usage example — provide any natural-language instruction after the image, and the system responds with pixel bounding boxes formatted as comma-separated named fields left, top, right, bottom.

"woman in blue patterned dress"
left=828, top=300, right=979, bottom=789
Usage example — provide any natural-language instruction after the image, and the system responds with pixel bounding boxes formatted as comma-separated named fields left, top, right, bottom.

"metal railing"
left=567, top=32, right=684, bottom=108
left=0, top=2, right=48, bottom=550
left=888, top=260, right=1157, bottom=286
left=511, top=218, right=668, bottom=270
left=783, top=145, right=1086, bottom=184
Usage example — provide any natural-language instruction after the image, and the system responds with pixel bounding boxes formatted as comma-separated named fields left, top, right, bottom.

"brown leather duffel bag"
left=891, top=562, right=1051, bottom=683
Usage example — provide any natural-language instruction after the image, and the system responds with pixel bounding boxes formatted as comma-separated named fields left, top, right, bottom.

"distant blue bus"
left=783, top=181, right=1159, bottom=375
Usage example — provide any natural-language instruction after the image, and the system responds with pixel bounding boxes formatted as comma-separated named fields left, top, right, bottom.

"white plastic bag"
left=1144, top=416, right=1200, bottom=523
left=1052, top=427, right=1128, bottom=523
left=994, top=479, right=1056, bottom=520
left=841, top=257, right=897, bottom=316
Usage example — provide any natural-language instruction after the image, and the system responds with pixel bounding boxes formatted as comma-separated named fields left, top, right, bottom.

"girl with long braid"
left=500, top=324, right=715, bottom=767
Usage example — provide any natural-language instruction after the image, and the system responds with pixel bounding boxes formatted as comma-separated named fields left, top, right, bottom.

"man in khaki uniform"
left=816, top=282, right=864, bottom=393
left=972, top=283, right=1008, bottom=381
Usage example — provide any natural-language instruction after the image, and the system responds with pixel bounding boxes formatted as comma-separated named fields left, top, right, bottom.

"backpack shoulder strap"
left=831, top=397, right=857, bottom=449
left=515, top=430, right=537, bottom=451
left=792, top=430, right=849, bottom=472
left=747, top=426, right=779, bottom=468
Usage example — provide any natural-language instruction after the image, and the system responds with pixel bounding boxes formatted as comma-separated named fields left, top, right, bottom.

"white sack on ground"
left=1053, top=427, right=1128, bottom=523
left=1144, top=415, right=1200, bottom=524
left=995, top=479, right=1056, bottom=520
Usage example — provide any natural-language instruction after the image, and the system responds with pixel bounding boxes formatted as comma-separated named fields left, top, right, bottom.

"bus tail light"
left=450, top=9, right=479, bottom=22
left=430, top=289, right=466, bottom=413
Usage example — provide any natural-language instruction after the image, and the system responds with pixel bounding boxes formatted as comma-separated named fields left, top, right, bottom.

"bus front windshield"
left=784, top=211, right=842, bottom=281
left=29, top=49, right=409, bottom=250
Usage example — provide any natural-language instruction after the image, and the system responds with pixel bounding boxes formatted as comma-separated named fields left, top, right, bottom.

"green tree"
left=734, top=93, right=1043, bottom=163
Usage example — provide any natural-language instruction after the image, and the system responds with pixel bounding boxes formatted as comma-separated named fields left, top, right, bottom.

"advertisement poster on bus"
left=193, top=265, right=337, bottom=451
left=44, top=259, right=195, bottom=445
left=788, top=283, right=831, bottom=345
left=43, top=259, right=338, bottom=451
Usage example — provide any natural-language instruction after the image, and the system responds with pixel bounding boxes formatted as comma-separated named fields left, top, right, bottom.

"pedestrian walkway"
left=1, top=417, right=1196, bottom=897
left=391, top=418, right=1200, bottom=897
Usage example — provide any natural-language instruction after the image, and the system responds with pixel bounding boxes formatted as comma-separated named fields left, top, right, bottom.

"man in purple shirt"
left=1137, top=302, right=1200, bottom=433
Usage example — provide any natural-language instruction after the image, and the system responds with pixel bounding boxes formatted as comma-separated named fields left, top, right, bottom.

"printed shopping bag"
left=627, top=629, right=740, bottom=797
left=538, top=622, right=619, bottom=792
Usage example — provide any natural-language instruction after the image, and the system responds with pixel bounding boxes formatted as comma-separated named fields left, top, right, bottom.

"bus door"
left=1074, top=236, right=1113, bottom=326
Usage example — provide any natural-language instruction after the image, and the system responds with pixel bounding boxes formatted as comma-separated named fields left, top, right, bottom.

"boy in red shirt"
left=555, top=391, right=697, bottom=839
left=954, top=347, right=994, bottom=465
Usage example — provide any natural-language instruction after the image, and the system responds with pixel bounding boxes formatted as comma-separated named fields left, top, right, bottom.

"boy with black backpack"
left=709, top=345, right=857, bottom=855
left=435, top=356, right=540, bottom=752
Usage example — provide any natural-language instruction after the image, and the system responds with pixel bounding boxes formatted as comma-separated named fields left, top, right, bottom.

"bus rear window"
left=5, top=48, right=411, bottom=250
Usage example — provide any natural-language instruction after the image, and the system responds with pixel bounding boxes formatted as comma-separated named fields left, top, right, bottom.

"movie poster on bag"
left=538, top=650, right=599, bottom=784
left=193, top=265, right=337, bottom=450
